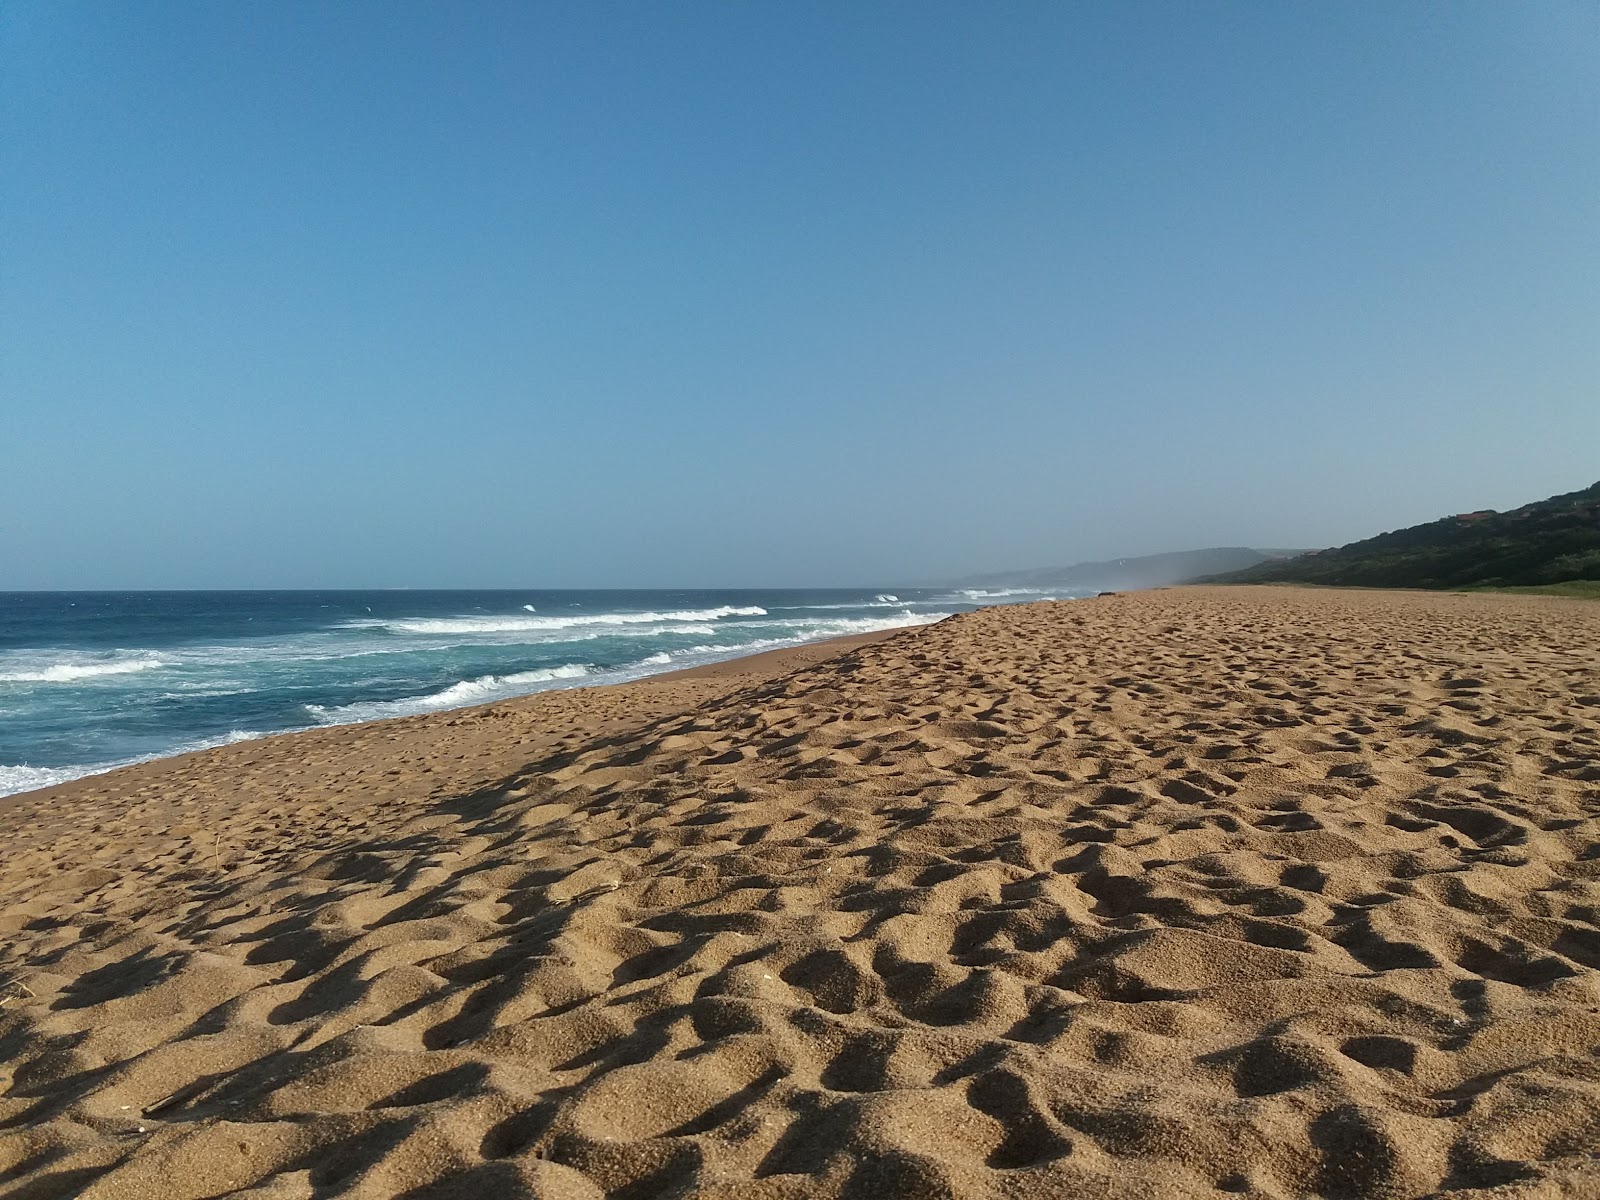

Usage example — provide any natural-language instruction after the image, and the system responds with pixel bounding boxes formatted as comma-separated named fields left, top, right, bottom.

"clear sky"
left=3, top=2, right=1596, bottom=588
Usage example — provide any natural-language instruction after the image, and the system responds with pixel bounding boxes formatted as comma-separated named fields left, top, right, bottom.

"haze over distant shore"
left=952, top=546, right=1300, bottom=593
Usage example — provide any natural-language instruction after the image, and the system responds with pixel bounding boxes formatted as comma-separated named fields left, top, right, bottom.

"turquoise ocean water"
left=0, top=587, right=1077, bottom=798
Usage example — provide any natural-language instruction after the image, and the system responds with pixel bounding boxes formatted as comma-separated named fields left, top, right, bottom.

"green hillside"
left=1206, top=481, right=1600, bottom=590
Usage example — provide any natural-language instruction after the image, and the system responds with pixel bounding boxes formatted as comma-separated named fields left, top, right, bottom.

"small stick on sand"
left=142, top=1077, right=216, bottom=1118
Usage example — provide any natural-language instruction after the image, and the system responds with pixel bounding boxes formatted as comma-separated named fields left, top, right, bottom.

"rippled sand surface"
left=2, top=588, right=1598, bottom=1199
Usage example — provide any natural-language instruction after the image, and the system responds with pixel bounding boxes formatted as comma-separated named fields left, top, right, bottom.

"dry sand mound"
left=2, top=587, right=1599, bottom=1199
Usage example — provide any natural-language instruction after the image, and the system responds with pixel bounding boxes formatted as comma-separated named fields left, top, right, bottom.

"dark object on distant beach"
left=1098, top=591, right=1120, bottom=597
left=1203, top=480, right=1600, bottom=591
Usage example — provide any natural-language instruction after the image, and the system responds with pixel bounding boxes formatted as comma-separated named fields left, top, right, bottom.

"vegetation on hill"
left=1482, top=581, right=1600, bottom=600
left=1205, top=481, right=1600, bottom=590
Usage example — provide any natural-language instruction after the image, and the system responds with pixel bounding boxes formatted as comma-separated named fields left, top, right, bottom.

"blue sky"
left=3, top=2, right=1596, bottom=587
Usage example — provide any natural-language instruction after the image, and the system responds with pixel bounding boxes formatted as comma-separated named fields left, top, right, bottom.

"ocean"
left=0, top=586, right=1076, bottom=798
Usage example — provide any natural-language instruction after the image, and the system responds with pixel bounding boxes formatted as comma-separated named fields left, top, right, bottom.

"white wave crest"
left=155, top=687, right=258, bottom=700
left=0, top=654, right=169, bottom=684
left=761, top=611, right=950, bottom=635
left=678, top=611, right=949, bottom=658
left=522, top=604, right=537, bottom=612
left=561, top=622, right=720, bottom=642
left=351, top=606, right=768, bottom=636
left=953, top=588, right=1048, bottom=600
left=823, top=611, right=950, bottom=634
left=0, top=727, right=272, bottom=800
left=304, top=664, right=590, bottom=725
left=684, top=637, right=791, bottom=656
left=777, top=596, right=926, bottom=611
left=0, top=763, right=103, bottom=796
left=642, top=652, right=673, bottom=665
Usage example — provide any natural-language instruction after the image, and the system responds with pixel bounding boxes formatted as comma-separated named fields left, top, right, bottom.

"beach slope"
left=2, top=588, right=1598, bottom=1198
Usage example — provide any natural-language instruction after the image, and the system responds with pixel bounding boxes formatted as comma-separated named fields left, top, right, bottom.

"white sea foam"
left=447, top=622, right=721, bottom=643
left=818, top=610, right=950, bottom=634
left=683, top=637, right=793, bottom=656
left=0, top=654, right=169, bottom=684
left=163, top=728, right=272, bottom=756
left=348, top=606, right=768, bottom=636
left=0, top=763, right=103, bottom=796
left=556, top=622, right=721, bottom=642
left=678, top=611, right=950, bottom=658
left=4, top=638, right=409, bottom=678
left=776, top=595, right=929, bottom=611
left=304, top=664, right=590, bottom=724
left=299, top=609, right=949, bottom=732
left=0, top=726, right=278, bottom=799
left=155, top=687, right=258, bottom=700
left=523, top=604, right=537, bottom=612
left=753, top=611, right=949, bottom=635
left=952, top=588, right=1048, bottom=600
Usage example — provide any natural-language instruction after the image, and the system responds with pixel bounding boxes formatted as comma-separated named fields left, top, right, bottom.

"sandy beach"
left=2, top=586, right=1598, bottom=1199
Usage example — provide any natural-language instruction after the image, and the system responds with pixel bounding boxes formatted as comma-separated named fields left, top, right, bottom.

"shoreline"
left=0, top=627, right=905, bottom=822
left=0, top=626, right=913, bottom=807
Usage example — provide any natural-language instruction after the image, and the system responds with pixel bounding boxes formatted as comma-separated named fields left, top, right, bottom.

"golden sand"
left=1, top=587, right=1598, bottom=1198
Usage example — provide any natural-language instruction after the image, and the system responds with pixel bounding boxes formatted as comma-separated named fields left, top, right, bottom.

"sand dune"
left=2, top=587, right=1598, bottom=1199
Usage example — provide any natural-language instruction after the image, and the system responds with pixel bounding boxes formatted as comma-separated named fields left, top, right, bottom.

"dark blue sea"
left=0, top=586, right=1076, bottom=797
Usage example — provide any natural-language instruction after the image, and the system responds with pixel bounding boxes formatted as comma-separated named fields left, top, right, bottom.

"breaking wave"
left=0, top=654, right=169, bottom=684
left=0, top=763, right=101, bottom=796
left=304, top=664, right=591, bottom=724
left=0, top=729, right=267, bottom=800
left=349, top=606, right=768, bottom=636
left=950, top=588, right=1049, bottom=600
